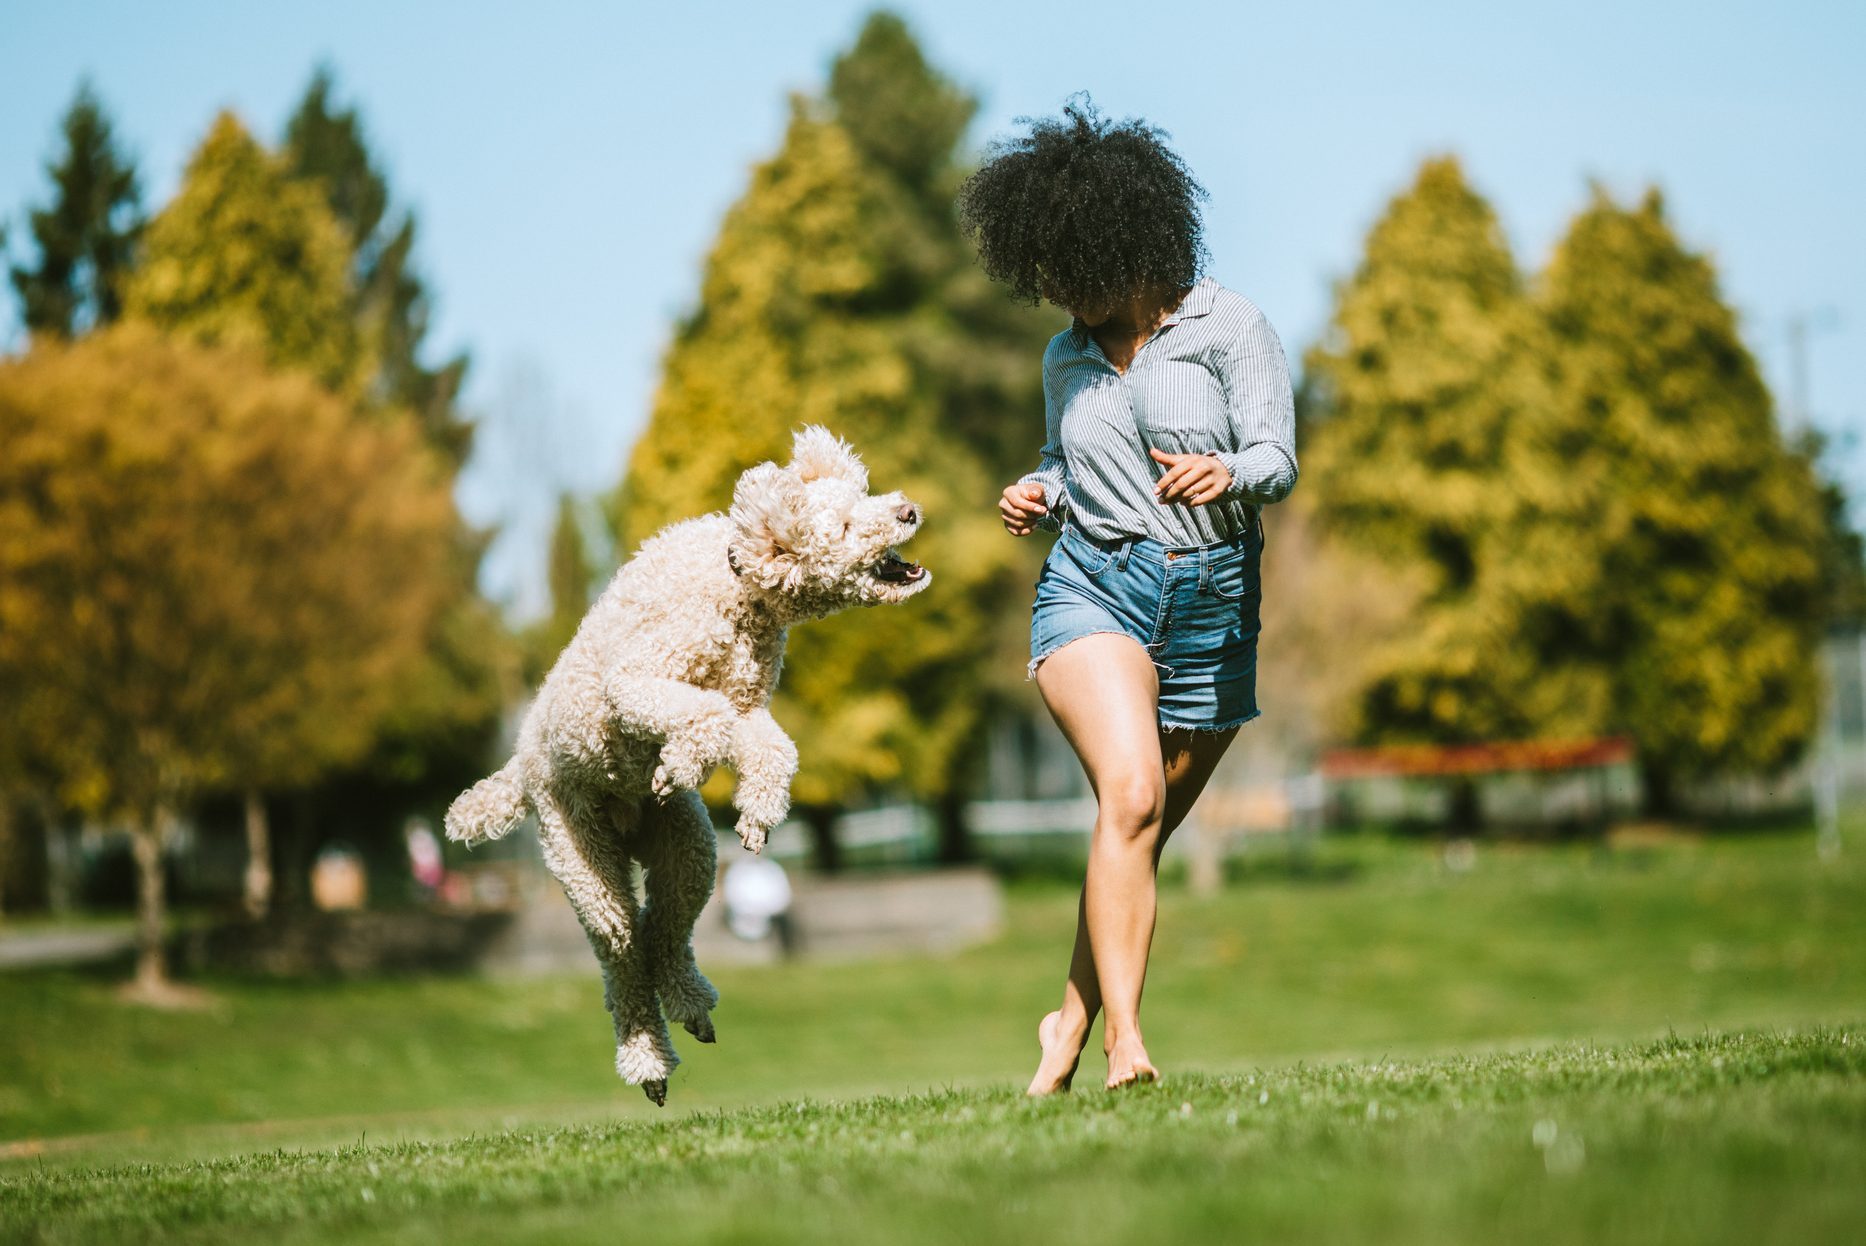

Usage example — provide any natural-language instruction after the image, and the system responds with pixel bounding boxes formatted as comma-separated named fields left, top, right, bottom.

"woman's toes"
left=1105, top=1043, right=1159, bottom=1089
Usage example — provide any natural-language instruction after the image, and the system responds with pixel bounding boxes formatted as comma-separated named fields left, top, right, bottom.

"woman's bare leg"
left=1027, top=720, right=1242, bottom=1092
left=1024, top=632, right=1242, bottom=1092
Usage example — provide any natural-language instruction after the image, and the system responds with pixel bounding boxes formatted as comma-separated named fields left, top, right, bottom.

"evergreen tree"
left=1540, top=186, right=1828, bottom=808
left=1303, top=157, right=1604, bottom=747
left=617, top=12, right=1050, bottom=866
left=124, top=112, right=364, bottom=394
left=8, top=82, right=143, bottom=337
left=523, top=493, right=598, bottom=682
left=828, top=11, right=972, bottom=196
left=275, top=72, right=513, bottom=874
left=1796, top=427, right=1866, bottom=627
left=283, top=67, right=473, bottom=464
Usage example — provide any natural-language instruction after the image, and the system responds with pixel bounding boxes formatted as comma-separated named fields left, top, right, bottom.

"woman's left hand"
left=1149, top=448, right=1232, bottom=506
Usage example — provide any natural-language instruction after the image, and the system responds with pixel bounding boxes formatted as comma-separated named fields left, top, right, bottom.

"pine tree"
left=1539, top=186, right=1828, bottom=809
left=616, top=12, right=1051, bottom=866
left=283, top=67, right=473, bottom=464
left=523, top=493, right=598, bottom=682
left=1804, top=428, right=1866, bottom=626
left=828, top=11, right=972, bottom=196
left=8, top=82, right=143, bottom=337
left=275, top=72, right=513, bottom=859
left=1302, top=157, right=1604, bottom=747
left=124, top=112, right=364, bottom=394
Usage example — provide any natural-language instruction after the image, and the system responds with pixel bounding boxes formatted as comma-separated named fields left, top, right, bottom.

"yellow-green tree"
left=521, top=493, right=600, bottom=684
left=617, top=12, right=1050, bottom=866
left=1539, top=186, right=1828, bottom=809
left=1302, top=156, right=1604, bottom=751
left=0, top=327, right=458, bottom=990
left=124, top=111, right=366, bottom=395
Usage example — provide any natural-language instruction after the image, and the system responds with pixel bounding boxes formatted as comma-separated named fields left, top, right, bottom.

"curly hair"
left=956, top=92, right=1210, bottom=325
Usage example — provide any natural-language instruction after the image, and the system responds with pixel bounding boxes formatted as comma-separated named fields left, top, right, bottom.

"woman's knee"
left=1095, top=773, right=1166, bottom=844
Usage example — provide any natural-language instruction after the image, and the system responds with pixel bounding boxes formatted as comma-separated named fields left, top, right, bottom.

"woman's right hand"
left=999, top=482, right=1049, bottom=536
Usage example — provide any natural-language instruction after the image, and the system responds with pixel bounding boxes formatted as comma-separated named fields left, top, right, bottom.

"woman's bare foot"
left=1105, top=1034, right=1159, bottom=1089
left=1025, top=1010, right=1089, bottom=1096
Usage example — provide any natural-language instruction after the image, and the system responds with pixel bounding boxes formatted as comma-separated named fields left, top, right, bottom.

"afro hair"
left=956, top=92, right=1210, bottom=323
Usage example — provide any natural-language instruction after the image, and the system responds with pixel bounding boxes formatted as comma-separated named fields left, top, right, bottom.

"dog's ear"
left=788, top=424, right=868, bottom=492
left=729, top=461, right=810, bottom=589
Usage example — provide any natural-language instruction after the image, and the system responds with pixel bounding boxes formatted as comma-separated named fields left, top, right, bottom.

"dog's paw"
left=642, top=1078, right=668, bottom=1107
left=651, top=746, right=708, bottom=798
left=734, top=816, right=768, bottom=854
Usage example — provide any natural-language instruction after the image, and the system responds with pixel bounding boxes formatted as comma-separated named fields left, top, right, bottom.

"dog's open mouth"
left=871, top=548, right=926, bottom=583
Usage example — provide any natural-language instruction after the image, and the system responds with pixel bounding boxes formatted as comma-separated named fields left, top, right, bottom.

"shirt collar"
left=1065, top=276, right=1220, bottom=350
left=1159, top=275, right=1219, bottom=326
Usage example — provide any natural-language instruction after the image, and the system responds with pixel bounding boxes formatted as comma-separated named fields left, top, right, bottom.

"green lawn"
left=2, top=829, right=1862, bottom=1242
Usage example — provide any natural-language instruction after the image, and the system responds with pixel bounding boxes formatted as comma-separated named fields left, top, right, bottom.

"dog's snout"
left=897, top=503, right=919, bottom=525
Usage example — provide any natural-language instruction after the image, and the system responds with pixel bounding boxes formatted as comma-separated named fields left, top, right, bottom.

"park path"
left=0, top=922, right=135, bottom=971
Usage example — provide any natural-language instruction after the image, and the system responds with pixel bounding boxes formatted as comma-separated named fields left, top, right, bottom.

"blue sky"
left=4, top=1, right=1862, bottom=618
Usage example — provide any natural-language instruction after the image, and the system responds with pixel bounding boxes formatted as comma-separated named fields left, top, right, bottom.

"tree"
left=828, top=11, right=972, bottom=197
left=616, top=12, right=1051, bottom=867
left=1797, top=426, right=1866, bottom=627
left=124, top=111, right=365, bottom=394
left=522, top=493, right=600, bottom=682
left=283, top=67, right=473, bottom=465
left=8, top=82, right=143, bottom=337
left=271, top=72, right=514, bottom=904
left=1302, top=157, right=1604, bottom=753
left=0, top=327, right=459, bottom=991
left=1539, top=186, right=1828, bottom=809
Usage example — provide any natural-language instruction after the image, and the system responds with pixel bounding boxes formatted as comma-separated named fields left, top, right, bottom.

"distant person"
left=957, top=94, right=1298, bottom=1093
left=722, top=853, right=795, bottom=955
left=405, top=819, right=447, bottom=895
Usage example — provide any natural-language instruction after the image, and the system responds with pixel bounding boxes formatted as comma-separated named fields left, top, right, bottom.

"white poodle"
left=444, top=426, right=930, bottom=1104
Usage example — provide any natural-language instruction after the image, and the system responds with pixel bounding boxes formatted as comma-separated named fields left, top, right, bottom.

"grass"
left=4, top=1028, right=1861, bottom=1244
left=1, top=828, right=1862, bottom=1241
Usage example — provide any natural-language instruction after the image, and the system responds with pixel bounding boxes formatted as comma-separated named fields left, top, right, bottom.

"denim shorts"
left=1028, top=518, right=1265, bottom=732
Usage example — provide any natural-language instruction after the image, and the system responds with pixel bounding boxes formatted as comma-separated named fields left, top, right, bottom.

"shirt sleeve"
left=1209, top=310, right=1298, bottom=505
left=1016, top=344, right=1070, bottom=533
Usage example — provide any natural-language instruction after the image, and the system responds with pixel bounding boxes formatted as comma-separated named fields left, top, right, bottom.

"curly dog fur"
left=444, top=427, right=930, bottom=1104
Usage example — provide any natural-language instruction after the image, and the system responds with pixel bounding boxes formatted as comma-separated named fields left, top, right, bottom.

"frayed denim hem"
left=1160, top=707, right=1262, bottom=734
left=1027, top=630, right=1160, bottom=680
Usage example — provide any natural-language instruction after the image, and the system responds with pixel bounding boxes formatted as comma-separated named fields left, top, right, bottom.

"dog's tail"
left=444, top=759, right=531, bottom=846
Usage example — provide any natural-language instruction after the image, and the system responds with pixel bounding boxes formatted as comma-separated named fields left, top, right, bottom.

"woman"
left=956, top=97, right=1298, bottom=1093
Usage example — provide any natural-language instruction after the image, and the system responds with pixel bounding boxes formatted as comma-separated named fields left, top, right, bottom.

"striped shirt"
left=1017, top=275, right=1298, bottom=546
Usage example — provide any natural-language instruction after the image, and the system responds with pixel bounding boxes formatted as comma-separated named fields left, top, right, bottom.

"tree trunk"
left=934, top=788, right=973, bottom=866
left=242, top=789, right=272, bottom=920
left=276, top=792, right=315, bottom=912
left=798, top=804, right=841, bottom=874
left=1641, top=760, right=1676, bottom=820
left=0, top=798, right=11, bottom=921
left=130, top=807, right=174, bottom=992
left=934, top=727, right=991, bottom=865
left=1187, top=807, right=1225, bottom=897
left=1448, top=777, right=1483, bottom=833
left=41, top=799, right=74, bottom=916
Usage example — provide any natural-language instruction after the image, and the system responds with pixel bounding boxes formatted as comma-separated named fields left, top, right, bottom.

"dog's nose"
left=897, top=503, right=918, bottom=525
